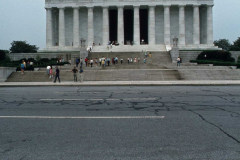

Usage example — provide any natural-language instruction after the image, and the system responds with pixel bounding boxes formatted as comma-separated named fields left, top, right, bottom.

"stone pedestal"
left=170, top=47, right=179, bottom=63
left=170, top=38, right=179, bottom=63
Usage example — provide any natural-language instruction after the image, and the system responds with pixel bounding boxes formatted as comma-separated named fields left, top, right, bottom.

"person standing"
left=49, top=66, right=53, bottom=79
left=80, top=58, right=83, bottom=67
left=54, top=66, right=61, bottom=83
left=107, top=57, right=110, bottom=66
left=177, top=57, right=181, bottom=67
left=72, top=66, right=78, bottom=82
left=76, top=58, right=79, bottom=67
left=85, top=57, right=88, bottom=67
left=90, top=59, right=94, bottom=68
left=23, top=60, right=26, bottom=69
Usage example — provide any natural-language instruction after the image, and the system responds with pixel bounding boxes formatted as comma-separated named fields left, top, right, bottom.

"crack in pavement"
left=180, top=106, right=240, bottom=144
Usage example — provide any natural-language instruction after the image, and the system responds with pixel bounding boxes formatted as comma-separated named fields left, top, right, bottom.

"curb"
left=1, top=81, right=240, bottom=87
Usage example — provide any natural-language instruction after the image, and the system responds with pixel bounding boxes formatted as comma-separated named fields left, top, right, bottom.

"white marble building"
left=45, top=0, right=215, bottom=52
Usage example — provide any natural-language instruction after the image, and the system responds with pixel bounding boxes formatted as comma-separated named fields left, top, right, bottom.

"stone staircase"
left=6, top=51, right=240, bottom=82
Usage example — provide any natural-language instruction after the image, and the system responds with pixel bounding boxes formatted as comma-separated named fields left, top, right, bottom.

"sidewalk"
left=1, top=80, right=240, bottom=87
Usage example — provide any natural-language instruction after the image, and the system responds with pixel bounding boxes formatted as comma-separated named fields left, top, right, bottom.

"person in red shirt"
left=85, top=57, right=88, bottom=67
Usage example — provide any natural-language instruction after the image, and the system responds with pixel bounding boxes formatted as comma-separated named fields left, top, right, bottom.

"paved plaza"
left=0, top=86, right=239, bottom=159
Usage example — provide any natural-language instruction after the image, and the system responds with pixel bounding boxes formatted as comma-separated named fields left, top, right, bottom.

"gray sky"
left=0, top=0, right=240, bottom=50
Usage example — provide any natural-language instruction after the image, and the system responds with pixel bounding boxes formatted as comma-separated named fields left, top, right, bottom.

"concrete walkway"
left=1, top=80, right=240, bottom=87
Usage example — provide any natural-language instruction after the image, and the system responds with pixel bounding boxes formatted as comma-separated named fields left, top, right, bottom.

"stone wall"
left=179, top=51, right=200, bottom=63
left=0, top=67, right=15, bottom=82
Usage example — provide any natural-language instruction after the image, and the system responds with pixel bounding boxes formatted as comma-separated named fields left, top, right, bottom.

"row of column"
left=46, top=5, right=213, bottom=48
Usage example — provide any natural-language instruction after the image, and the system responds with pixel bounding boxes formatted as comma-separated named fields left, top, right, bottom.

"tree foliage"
left=230, top=37, right=240, bottom=51
left=10, top=41, right=38, bottom=53
left=214, top=39, right=231, bottom=51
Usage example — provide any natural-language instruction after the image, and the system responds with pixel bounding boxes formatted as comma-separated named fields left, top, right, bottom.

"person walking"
left=54, top=66, right=61, bottom=83
left=79, top=65, right=84, bottom=82
left=72, top=66, right=78, bottom=82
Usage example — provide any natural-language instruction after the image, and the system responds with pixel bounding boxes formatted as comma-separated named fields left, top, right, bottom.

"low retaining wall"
left=8, top=52, right=73, bottom=61
left=0, top=67, right=16, bottom=82
left=179, top=51, right=201, bottom=63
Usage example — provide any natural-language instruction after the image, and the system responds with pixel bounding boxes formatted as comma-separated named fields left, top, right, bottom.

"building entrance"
left=140, top=9, right=148, bottom=44
left=109, top=9, right=118, bottom=43
left=124, top=9, right=133, bottom=45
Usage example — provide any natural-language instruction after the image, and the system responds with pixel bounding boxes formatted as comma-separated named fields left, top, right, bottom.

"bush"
left=197, top=50, right=235, bottom=62
left=0, top=50, right=6, bottom=61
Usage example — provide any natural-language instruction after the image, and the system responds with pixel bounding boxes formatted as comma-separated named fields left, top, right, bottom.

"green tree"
left=214, top=39, right=231, bottom=51
left=230, top=37, right=240, bottom=51
left=10, top=41, right=38, bottom=53
left=0, top=50, right=9, bottom=61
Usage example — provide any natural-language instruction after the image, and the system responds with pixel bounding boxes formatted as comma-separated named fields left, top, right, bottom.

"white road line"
left=0, top=116, right=165, bottom=119
left=40, top=98, right=158, bottom=101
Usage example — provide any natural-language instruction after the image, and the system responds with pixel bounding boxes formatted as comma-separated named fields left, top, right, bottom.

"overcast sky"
left=0, top=0, right=240, bottom=50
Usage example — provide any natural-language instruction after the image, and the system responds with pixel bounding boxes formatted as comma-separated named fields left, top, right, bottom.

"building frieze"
left=45, top=0, right=214, bottom=8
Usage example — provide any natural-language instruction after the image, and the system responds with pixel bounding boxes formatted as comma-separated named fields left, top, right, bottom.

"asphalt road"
left=0, top=86, right=240, bottom=160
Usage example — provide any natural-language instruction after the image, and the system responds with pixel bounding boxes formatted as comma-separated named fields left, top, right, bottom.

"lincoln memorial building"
left=45, top=0, right=215, bottom=52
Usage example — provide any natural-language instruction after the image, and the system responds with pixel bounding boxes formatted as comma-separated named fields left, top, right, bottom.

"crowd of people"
left=20, top=60, right=34, bottom=74
left=76, top=55, right=152, bottom=68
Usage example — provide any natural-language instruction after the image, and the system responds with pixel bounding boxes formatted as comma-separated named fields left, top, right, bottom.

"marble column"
left=179, top=5, right=186, bottom=45
left=102, top=6, right=109, bottom=45
left=88, top=7, right=94, bottom=46
left=46, top=8, right=53, bottom=48
left=59, top=7, right=65, bottom=47
left=118, top=6, right=124, bottom=45
left=193, top=5, right=200, bottom=45
left=133, top=6, right=140, bottom=45
left=148, top=6, right=156, bottom=45
left=164, top=5, right=171, bottom=45
left=207, top=5, right=213, bottom=45
left=73, top=7, right=80, bottom=47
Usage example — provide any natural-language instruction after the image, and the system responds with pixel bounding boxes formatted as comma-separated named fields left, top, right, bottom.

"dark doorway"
left=124, top=9, right=133, bottom=45
left=109, top=9, right=118, bottom=43
left=140, top=9, right=148, bottom=44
